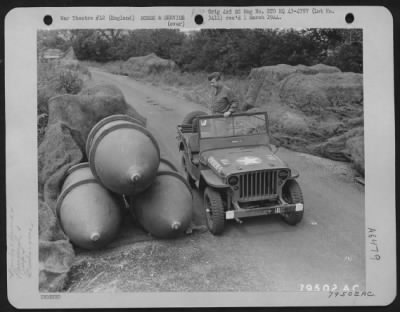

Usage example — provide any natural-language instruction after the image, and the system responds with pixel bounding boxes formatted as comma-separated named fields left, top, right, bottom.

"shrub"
left=324, top=42, right=362, bottom=73
left=60, top=60, right=92, bottom=79
left=37, top=60, right=89, bottom=142
left=55, top=69, right=83, bottom=94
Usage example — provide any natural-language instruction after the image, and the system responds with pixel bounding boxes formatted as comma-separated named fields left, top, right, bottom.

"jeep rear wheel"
left=181, top=153, right=196, bottom=188
left=204, top=187, right=225, bottom=235
left=281, top=180, right=304, bottom=225
left=182, top=111, right=208, bottom=132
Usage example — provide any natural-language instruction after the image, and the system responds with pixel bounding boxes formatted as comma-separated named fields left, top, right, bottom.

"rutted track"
left=66, top=69, right=365, bottom=292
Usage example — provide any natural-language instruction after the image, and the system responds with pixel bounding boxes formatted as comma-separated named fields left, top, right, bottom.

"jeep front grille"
left=238, top=171, right=278, bottom=201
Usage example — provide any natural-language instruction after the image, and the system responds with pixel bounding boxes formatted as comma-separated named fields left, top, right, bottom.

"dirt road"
left=66, top=70, right=365, bottom=293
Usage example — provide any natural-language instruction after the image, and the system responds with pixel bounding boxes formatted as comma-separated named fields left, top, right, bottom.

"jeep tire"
left=182, top=111, right=208, bottom=132
left=181, top=152, right=196, bottom=188
left=281, top=179, right=304, bottom=225
left=204, top=187, right=225, bottom=235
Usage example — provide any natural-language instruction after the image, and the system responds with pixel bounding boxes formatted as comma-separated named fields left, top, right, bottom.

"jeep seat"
left=188, top=134, right=200, bottom=153
left=188, top=134, right=200, bottom=165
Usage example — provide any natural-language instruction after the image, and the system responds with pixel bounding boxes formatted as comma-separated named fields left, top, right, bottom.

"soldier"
left=208, top=72, right=239, bottom=117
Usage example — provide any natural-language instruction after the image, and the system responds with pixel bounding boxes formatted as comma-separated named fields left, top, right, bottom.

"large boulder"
left=38, top=86, right=58, bottom=115
left=38, top=84, right=146, bottom=292
left=123, top=53, right=176, bottom=75
left=345, top=128, right=364, bottom=174
left=310, top=127, right=364, bottom=174
left=244, top=64, right=338, bottom=109
left=37, top=61, right=93, bottom=145
left=39, top=240, right=75, bottom=292
left=47, top=84, right=147, bottom=148
left=244, top=64, right=364, bottom=175
left=274, top=111, right=310, bottom=135
left=309, top=63, right=341, bottom=73
left=279, top=72, right=363, bottom=119
left=38, top=122, right=82, bottom=292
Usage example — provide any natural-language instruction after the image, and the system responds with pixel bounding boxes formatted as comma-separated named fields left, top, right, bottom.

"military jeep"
left=177, top=111, right=304, bottom=235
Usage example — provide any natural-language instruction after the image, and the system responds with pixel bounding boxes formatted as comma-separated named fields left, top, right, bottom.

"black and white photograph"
left=5, top=6, right=396, bottom=308
left=37, top=27, right=366, bottom=294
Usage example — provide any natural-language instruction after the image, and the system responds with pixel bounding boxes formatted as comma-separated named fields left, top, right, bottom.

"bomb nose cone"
left=130, top=173, right=142, bottom=184
left=171, top=221, right=181, bottom=231
left=129, top=171, right=192, bottom=239
left=90, top=232, right=101, bottom=242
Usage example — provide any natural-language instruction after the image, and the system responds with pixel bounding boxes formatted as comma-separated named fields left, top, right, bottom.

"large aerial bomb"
left=158, top=158, right=178, bottom=172
left=130, top=171, right=193, bottom=239
left=56, top=163, right=122, bottom=250
left=86, top=114, right=160, bottom=195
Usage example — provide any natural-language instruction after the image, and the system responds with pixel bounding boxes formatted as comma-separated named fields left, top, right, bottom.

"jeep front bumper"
left=225, top=202, right=303, bottom=220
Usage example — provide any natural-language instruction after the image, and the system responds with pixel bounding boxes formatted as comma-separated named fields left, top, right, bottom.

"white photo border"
left=5, top=6, right=396, bottom=308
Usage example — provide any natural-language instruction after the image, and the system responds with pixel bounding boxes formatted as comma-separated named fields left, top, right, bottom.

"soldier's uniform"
left=210, top=85, right=239, bottom=114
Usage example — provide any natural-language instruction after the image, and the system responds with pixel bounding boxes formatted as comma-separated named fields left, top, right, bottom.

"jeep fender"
left=199, top=169, right=229, bottom=191
left=290, top=168, right=300, bottom=179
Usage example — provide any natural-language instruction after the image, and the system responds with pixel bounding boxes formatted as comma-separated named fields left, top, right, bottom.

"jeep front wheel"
left=281, top=179, right=304, bottom=225
left=204, top=187, right=225, bottom=235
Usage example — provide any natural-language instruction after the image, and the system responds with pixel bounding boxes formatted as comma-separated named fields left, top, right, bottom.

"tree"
left=61, top=28, right=362, bottom=74
left=325, top=42, right=363, bottom=73
left=71, top=30, right=122, bottom=62
left=37, top=30, right=71, bottom=56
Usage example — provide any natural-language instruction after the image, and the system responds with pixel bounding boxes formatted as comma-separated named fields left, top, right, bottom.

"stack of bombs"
left=56, top=115, right=193, bottom=250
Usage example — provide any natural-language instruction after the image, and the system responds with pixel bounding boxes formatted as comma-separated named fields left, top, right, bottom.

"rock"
left=39, top=199, right=66, bottom=242
left=38, top=86, right=58, bottom=115
left=39, top=240, right=75, bottom=292
left=309, top=64, right=341, bottom=73
left=310, top=127, right=364, bottom=174
left=279, top=72, right=363, bottom=119
left=38, top=83, right=147, bottom=292
left=38, top=122, right=84, bottom=200
left=245, top=64, right=349, bottom=109
left=245, top=64, right=310, bottom=109
left=277, top=111, right=310, bottom=134
left=317, top=120, right=346, bottom=137
left=347, top=117, right=364, bottom=127
left=47, top=84, right=147, bottom=145
left=244, top=64, right=364, bottom=176
left=124, top=53, right=177, bottom=75
left=344, top=128, right=364, bottom=175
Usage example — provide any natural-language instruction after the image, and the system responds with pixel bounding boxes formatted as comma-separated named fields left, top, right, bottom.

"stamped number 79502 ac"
left=300, top=284, right=360, bottom=292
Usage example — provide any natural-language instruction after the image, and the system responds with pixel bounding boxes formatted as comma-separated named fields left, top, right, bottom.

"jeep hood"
left=202, top=146, right=288, bottom=176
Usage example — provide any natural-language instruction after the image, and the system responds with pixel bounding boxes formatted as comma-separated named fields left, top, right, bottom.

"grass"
left=81, top=60, right=250, bottom=110
left=80, top=60, right=364, bottom=176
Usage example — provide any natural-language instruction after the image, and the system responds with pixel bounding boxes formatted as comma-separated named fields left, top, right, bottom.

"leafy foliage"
left=55, top=70, right=83, bottom=94
left=38, top=28, right=363, bottom=74
left=325, top=42, right=363, bottom=73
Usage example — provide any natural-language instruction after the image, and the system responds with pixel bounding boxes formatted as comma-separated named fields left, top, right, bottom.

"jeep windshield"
left=199, top=113, right=267, bottom=138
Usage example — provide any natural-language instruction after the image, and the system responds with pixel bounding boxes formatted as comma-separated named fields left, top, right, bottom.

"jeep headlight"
left=278, top=170, right=290, bottom=180
left=228, top=176, right=239, bottom=186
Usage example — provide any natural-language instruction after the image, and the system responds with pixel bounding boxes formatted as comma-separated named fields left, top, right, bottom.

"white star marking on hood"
left=236, top=156, right=262, bottom=166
